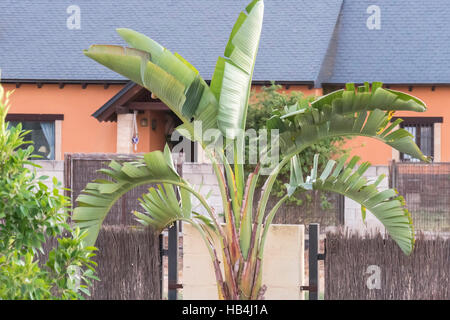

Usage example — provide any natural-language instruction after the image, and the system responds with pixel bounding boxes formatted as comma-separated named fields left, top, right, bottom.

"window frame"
left=6, top=114, right=64, bottom=160
left=391, top=117, right=443, bottom=162
left=6, top=114, right=64, bottom=122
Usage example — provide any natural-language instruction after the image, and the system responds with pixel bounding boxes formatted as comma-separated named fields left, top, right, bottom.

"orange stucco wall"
left=4, top=83, right=122, bottom=157
left=5, top=83, right=447, bottom=165
left=344, top=86, right=450, bottom=165
left=4, top=83, right=173, bottom=157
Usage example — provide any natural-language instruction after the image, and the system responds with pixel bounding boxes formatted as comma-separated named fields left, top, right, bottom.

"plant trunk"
left=214, top=235, right=266, bottom=300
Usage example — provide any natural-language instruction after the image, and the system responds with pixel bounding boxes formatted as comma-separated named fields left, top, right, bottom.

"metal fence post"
left=301, top=223, right=325, bottom=299
left=338, top=195, right=345, bottom=226
left=309, top=223, right=320, bottom=300
left=167, top=222, right=178, bottom=300
left=166, top=155, right=184, bottom=300
left=159, top=234, right=164, bottom=299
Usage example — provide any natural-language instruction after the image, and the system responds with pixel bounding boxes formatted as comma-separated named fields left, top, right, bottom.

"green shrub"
left=0, top=85, right=98, bottom=300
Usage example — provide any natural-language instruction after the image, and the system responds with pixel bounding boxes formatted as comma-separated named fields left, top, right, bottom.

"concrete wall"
left=182, top=223, right=305, bottom=300
left=116, top=114, right=135, bottom=154
left=28, top=160, right=64, bottom=189
left=344, top=165, right=389, bottom=235
left=182, top=162, right=224, bottom=218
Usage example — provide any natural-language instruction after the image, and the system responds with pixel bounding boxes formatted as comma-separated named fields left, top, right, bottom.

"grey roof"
left=0, top=0, right=342, bottom=84
left=0, top=0, right=449, bottom=86
left=327, top=0, right=450, bottom=84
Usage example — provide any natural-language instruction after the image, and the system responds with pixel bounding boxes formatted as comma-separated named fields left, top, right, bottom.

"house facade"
left=1, top=0, right=449, bottom=165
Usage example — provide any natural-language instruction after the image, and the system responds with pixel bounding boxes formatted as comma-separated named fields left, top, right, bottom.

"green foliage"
left=79, top=0, right=428, bottom=299
left=72, top=145, right=189, bottom=246
left=246, top=83, right=348, bottom=205
left=287, top=153, right=415, bottom=254
left=0, top=230, right=98, bottom=300
left=0, top=85, right=98, bottom=300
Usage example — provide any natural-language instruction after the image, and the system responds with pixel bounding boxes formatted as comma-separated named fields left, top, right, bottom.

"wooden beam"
left=125, top=101, right=169, bottom=111
left=391, top=116, right=443, bottom=125
left=6, top=114, right=64, bottom=121
left=98, top=84, right=144, bottom=122
left=115, top=106, right=129, bottom=114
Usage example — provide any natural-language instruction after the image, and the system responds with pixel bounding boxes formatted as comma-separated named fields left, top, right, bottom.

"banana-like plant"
left=74, top=0, right=429, bottom=299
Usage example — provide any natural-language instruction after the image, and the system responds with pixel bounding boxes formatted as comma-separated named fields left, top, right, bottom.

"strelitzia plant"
left=73, top=0, right=428, bottom=300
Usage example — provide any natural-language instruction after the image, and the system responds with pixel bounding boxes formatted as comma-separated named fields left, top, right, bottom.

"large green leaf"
left=134, top=183, right=191, bottom=231
left=208, top=0, right=264, bottom=216
left=84, top=32, right=219, bottom=137
left=286, top=154, right=415, bottom=255
left=85, top=45, right=185, bottom=120
left=257, top=82, right=428, bottom=247
left=117, top=28, right=219, bottom=129
left=72, top=146, right=188, bottom=246
left=277, top=108, right=428, bottom=162
left=210, top=0, right=264, bottom=139
left=117, top=28, right=196, bottom=87
left=270, top=83, right=429, bottom=163
left=309, top=82, right=426, bottom=113
left=83, top=45, right=149, bottom=87
left=279, top=82, right=426, bottom=126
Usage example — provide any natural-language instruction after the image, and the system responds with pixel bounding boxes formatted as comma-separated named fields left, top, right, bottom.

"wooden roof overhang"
left=92, top=82, right=170, bottom=122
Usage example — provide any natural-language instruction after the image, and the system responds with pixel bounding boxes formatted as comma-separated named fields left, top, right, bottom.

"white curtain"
left=40, top=122, right=55, bottom=160
left=403, top=126, right=418, bottom=162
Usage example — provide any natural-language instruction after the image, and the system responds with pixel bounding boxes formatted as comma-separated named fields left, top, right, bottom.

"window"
left=6, top=114, right=63, bottom=160
left=400, top=123, right=433, bottom=162
left=395, top=117, right=443, bottom=162
left=8, top=121, right=55, bottom=160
